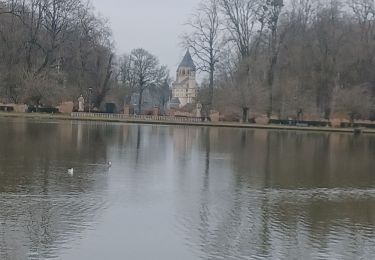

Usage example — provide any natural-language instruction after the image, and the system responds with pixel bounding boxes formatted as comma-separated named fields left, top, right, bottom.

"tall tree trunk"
left=138, top=89, right=143, bottom=115
left=268, top=48, right=278, bottom=117
left=206, top=67, right=215, bottom=120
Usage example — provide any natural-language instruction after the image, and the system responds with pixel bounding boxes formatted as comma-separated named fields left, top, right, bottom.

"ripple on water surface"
left=1, top=119, right=375, bottom=259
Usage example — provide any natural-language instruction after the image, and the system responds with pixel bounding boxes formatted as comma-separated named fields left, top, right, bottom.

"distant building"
left=171, top=50, right=198, bottom=107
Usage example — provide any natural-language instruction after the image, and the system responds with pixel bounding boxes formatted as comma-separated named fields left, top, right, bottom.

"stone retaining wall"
left=0, top=103, right=27, bottom=113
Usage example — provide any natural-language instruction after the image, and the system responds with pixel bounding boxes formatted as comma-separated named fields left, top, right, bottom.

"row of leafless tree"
left=0, top=0, right=170, bottom=111
left=0, top=0, right=117, bottom=108
left=184, top=0, right=375, bottom=121
left=117, top=49, right=170, bottom=113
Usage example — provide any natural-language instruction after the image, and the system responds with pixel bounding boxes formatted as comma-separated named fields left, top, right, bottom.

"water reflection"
left=174, top=129, right=375, bottom=259
left=0, top=119, right=111, bottom=259
left=1, top=118, right=375, bottom=259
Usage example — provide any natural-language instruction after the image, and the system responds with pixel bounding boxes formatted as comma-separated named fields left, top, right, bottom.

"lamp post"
left=88, top=87, right=93, bottom=113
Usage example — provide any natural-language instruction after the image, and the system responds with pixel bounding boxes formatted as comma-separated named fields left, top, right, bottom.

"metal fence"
left=71, top=112, right=203, bottom=123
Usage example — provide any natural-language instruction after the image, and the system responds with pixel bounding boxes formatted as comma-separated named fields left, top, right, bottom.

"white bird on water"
left=68, top=168, right=74, bottom=176
left=108, top=161, right=112, bottom=167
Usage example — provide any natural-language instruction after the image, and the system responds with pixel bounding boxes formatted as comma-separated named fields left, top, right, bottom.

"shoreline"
left=1, top=112, right=374, bottom=135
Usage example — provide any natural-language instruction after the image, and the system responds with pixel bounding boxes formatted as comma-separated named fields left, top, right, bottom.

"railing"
left=71, top=112, right=204, bottom=123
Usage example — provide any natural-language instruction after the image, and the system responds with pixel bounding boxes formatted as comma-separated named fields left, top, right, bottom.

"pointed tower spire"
left=178, top=49, right=196, bottom=71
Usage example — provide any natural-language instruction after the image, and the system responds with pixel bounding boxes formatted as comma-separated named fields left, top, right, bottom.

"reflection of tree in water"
left=174, top=127, right=375, bottom=259
left=0, top=119, right=117, bottom=259
left=170, top=126, right=199, bottom=170
left=113, top=125, right=172, bottom=171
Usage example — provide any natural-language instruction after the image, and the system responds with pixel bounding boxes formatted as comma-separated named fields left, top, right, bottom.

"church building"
left=171, top=50, right=198, bottom=107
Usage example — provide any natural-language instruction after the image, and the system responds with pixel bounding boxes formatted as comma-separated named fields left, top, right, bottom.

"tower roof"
left=178, top=50, right=196, bottom=71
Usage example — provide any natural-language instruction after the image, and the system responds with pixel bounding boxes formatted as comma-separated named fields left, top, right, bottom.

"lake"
left=0, top=118, right=375, bottom=259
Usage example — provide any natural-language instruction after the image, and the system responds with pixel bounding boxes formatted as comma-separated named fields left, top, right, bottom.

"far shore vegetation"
left=0, top=0, right=374, bottom=125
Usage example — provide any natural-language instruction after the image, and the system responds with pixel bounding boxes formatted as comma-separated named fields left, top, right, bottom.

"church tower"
left=171, top=50, right=198, bottom=107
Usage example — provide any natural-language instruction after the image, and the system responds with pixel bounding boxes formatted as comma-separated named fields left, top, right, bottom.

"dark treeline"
left=0, top=0, right=116, bottom=107
left=0, top=0, right=169, bottom=111
left=1, top=0, right=374, bottom=120
left=185, top=0, right=375, bottom=122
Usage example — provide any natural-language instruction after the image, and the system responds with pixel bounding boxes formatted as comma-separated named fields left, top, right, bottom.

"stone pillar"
left=210, top=111, right=220, bottom=122
left=124, top=105, right=131, bottom=116
left=153, top=106, right=160, bottom=116
left=59, top=102, right=74, bottom=114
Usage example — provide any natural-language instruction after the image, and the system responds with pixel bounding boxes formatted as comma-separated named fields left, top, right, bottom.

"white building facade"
left=171, top=50, right=198, bottom=107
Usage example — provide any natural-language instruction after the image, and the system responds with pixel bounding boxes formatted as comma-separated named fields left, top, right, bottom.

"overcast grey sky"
left=90, top=0, right=201, bottom=74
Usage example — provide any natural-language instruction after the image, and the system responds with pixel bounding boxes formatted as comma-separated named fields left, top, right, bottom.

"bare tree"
left=333, top=84, right=373, bottom=123
left=219, top=0, right=268, bottom=122
left=349, top=0, right=375, bottom=44
left=183, top=0, right=221, bottom=115
left=0, top=0, right=115, bottom=107
left=91, top=50, right=114, bottom=109
left=118, top=54, right=137, bottom=94
left=127, top=48, right=168, bottom=114
left=348, top=0, right=375, bottom=85
left=35, top=0, right=80, bottom=75
left=312, top=0, right=346, bottom=118
left=220, top=0, right=264, bottom=59
left=264, top=0, right=285, bottom=116
left=0, top=0, right=19, bottom=15
left=278, top=0, right=316, bottom=117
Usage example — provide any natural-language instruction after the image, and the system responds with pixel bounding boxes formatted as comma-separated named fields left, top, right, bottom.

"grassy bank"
left=1, top=112, right=374, bottom=135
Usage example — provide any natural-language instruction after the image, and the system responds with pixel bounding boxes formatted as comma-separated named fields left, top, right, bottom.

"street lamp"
left=88, top=87, right=93, bottom=113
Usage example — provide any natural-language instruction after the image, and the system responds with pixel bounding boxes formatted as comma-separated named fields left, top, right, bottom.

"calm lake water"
left=0, top=118, right=375, bottom=259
